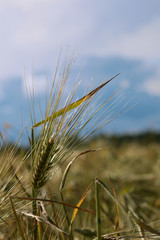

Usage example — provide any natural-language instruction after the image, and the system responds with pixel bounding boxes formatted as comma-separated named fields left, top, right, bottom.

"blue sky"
left=0, top=0, right=160, bottom=140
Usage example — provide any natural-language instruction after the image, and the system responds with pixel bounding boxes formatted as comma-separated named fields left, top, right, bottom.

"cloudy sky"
left=0, top=0, right=160, bottom=140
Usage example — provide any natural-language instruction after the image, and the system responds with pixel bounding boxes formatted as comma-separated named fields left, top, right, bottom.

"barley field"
left=0, top=133, right=160, bottom=239
left=0, top=57, right=160, bottom=239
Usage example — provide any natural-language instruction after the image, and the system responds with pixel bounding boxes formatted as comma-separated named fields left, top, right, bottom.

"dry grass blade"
left=0, top=140, right=31, bottom=233
left=99, top=227, right=160, bottom=240
left=11, top=195, right=95, bottom=215
left=60, top=149, right=101, bottom=190
left=138, top=226, right=147, bottom=240
left=9, top=197, right=25, bottom=240
left=0, top=131, right=4, bottom=144
left=38, top=200, right=63, bottom=229
left=96, top=178, right=127, bottom=216
left=20, top=213, right=29, bottom=240
left=38, top=200, right=66, bottom=240
left=95, top=178, right=102, bottom=240
left=21, top=211, right=69, bottom=235
left=109, top=177, right=120, bottom=232
left=38, top=201, right=50, bottom=221
left=97, top=179, right=160, bottom=238
left=71, top=182, right=93, bottom=224
left=129, top=210, right=160, bottom=237
left=9, top=162, right=30, bottom=197
left=32, top=74, right=119, bottom=128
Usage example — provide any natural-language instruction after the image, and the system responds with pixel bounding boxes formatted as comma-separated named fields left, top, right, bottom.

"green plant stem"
left=60, top=192, right=73, bottom=240
left=37, top=206, right=42, bottom=240
left=60, top=192, right=70, bottom=228
left=31, top=127, right=35, bottom=170
left=95, top=178, right=102, bottom=240
left=69, top=225, right=74, bottom=240
left=31, top=127, right=38, bottom=240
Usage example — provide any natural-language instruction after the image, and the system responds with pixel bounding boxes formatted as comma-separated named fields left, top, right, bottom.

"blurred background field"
left=46, top=131, right=160, bottom=239
left=1, top=131, right=160, bottom=239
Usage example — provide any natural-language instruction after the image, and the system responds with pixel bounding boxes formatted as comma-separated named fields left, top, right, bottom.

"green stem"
left=69, top=225, right=74, bottom=240
left=31, top=127, right=35, bottom=170
left=31, top=127, right=38, bottom=239
left=60, top=192, right=73, bottom=240
left=37, top=205, right=42, bottom=240
left=95, top=178, right=102, bottom=240
left=60, top=192, right=70, bottom=228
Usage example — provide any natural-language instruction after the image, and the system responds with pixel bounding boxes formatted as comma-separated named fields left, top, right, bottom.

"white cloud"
left=0, top=0, right=93, bottom=79
left=111, top=17, right=160, bottom=61
left=0, top=0, right=160, bottom=97
left=80, top=16, right=160, bottom=62
left=143, top=71, right=160, bottom=97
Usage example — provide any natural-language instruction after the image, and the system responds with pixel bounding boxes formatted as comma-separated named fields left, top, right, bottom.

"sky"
left=0, top=0, right=160, bottom=141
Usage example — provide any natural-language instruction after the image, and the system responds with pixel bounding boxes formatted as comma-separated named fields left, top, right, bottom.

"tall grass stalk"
left=26, top=53, right=130, bottom=239
left=95, top=178, right=102, bottom=240
left=0, top=52, right=132, bottom=239
left=9, top=196, right=25, bottom=240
